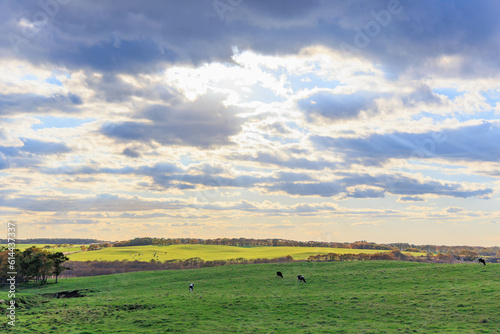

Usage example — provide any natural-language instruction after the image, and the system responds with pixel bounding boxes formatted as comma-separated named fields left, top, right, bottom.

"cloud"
left=264, top=172, right=493, bottom=198
left=398, top=196, right=425, bottom=202
left=2, top=1, right=500, bottom=245
left=102, top=94, right=243, bottom=148
left=0, top=152, right=9, bottom=169
left=351, top=220, right=384, bottom=226
left=0, top=138, right=71, bottom=168
left=40, top=159, right=493, bottom=200
left=122, top=147, right=141, bottom=158
left=402, top=84, right=442, bottom=107
left=18, top=138, right=71, bottom=155
left=446, top=207, right=464, bottom=213
left=0, top=193, right=183, bottom=212
left=4, top=1, right=499, bottom=78
left=36, top=219, right=100, bottom=225
left=266, top=224, right=296, bottom=229
left=84, top=73, right=175, bottom=103
left=231, top=151, right=335, bottom=170
left=298, top=91, right=379, bottom=122
left=42, top=161, right=317, bottom=192
left=0, top=93, right=82, bottom=115
left=312, top=121, right=500, bottom=165
left=52, top=39, right=176, bottom=73
left=340, top=172, right=493, bottom=198
left=266, top=181, right=344, bottom=197
left=344, top=186, right=385, bottom=199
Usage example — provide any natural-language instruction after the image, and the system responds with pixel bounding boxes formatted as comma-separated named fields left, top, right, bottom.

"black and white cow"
left=189, top=283, right=194, bottom=291
left=478, top=258, right=486, bottom=265
left=297, top=275, right=306, bottom=283
left=276, top=271, right=284, bottom=278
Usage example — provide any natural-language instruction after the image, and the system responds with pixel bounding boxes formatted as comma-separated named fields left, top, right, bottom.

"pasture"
left=1, top=261, right=498, bottom=333
left=61, top=244, right=423, bottom=262
left=1, top=244, right=83, bottom=253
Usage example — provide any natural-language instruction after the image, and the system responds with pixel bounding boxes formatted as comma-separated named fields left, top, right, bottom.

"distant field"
left=1, top=261, right=498, bottom=333
left=62, top=244, right=423, bottom=262
left=0, top=244, right=83, bottom=253
left=2, top=244, right=424, bottom=262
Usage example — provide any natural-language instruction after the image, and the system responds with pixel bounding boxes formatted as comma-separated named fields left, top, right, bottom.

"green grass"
left=1, top=244, right=83, bottom=253
left=1, top=261, right=498, bottom=333
left=62, top=244, right=423, bottom=262
left=1, top=244, right=424, bottom=262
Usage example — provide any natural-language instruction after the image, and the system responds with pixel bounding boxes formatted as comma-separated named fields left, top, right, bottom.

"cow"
left=276, top=271, right=284, bottom=278
left=478, top=258, right=486, bottom=266
left=297, top=275, right=306, bottom=283
left=189, top=283, right=194, bottom=291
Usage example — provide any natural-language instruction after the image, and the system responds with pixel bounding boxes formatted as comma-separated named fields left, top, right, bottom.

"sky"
left=0, top=0, right=499, bottom=246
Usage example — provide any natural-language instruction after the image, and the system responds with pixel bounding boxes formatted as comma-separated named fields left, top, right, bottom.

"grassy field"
left=1, top=244, right=424, bottom=262
left=58, top=244, right=423, bottom=262
left=1, top=261, right=498, bottom=333
left=1, top=244, right=83, bottom=253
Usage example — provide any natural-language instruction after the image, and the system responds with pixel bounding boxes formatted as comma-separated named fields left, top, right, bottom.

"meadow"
left=3, top=244, right=83, bottom=253
left=1, top=261, right=498, bottom=333
left=15, top=244, right=423, bottom=262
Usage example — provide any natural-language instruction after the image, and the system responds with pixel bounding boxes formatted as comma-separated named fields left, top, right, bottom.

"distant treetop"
left=0, top=238, right=105, bottom=245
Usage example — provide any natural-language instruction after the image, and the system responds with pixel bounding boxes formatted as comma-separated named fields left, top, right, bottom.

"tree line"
left=111, top=237, right=395, bottom=250
left=0, top=238, right=102, bottom=245
left=0, top=246, right=70, bottom=285
left=108, top=237, right=500, bottom=256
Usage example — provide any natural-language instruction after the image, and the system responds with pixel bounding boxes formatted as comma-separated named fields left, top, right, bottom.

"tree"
left=49, top=252, right=70, bottom=283
left=459, top=249, right=478, bottom=261
left=18, top=247, right=53, bottom=284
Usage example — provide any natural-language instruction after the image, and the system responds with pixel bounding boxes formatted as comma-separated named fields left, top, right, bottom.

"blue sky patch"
left=32, top=116, right=95, bottom=130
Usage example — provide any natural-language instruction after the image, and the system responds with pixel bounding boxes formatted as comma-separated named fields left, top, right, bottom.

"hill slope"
left=66, top=244, right=422, bottom=262
left=1, top=261, right=498, bottom=333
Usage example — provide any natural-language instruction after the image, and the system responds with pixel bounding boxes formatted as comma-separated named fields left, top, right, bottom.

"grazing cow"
left=276, top=271, right=284, bottom=278
left=189, top=283, right=194, bottom=291
left=297, top=275, right=306, bottom=283
left=478, top=258, right=486, bottom=266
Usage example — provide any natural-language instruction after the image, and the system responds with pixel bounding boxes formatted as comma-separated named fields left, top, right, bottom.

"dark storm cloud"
left=3, top=1, right=500, bottom=77
left=101, top=94, right=243, bottom=148
left=312, top=122, right=500, bottom=165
